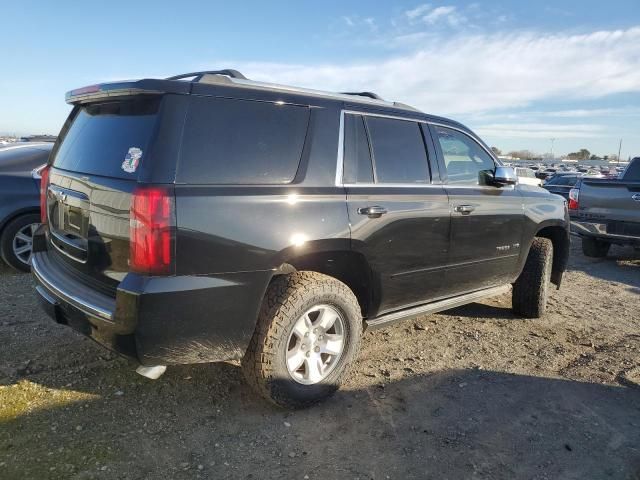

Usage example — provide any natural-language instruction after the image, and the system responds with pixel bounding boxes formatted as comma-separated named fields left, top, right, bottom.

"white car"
left=515, top=167, right=542, bottom=186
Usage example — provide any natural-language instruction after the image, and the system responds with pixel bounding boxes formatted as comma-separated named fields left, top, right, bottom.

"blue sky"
left=1, top=0, right=639, bottom=158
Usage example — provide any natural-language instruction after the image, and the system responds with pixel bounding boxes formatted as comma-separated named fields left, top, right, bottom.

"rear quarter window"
left=177, top=97, right=310, bottom=184
left=52, top=97, right=160, bottom=179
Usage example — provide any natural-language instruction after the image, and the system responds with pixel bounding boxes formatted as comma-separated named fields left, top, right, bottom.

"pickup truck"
left=570, top=157, right=640, bottom=257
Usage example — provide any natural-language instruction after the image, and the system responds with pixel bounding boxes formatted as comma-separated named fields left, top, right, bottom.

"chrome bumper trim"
left=31, top=254, right=114, bottom=322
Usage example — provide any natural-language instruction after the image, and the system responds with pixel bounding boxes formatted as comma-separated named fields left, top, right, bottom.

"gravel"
left=0, top=240, right=639, bottom=479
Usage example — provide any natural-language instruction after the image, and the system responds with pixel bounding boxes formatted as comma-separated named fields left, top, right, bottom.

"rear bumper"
left=31, top=250, right=271, bottom=366
left=571, top=220, right=640, bottom=246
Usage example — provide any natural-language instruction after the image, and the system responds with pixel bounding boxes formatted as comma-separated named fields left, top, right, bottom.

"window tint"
left=365, top=117, right=429, bottom=184
left=52, top=98, right=160, bottom=179
left=435, top=126, right=495, bottom=185
left=555, top=175, right=577, bottom=186
left=343, top=114, right=373, bottom=183
left=179, top=97, right=309, bottom=184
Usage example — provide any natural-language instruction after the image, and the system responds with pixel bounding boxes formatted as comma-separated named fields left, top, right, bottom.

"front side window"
left=435, top=126, right=495, bottom=185
left=365, top=117, right=429, bottom=184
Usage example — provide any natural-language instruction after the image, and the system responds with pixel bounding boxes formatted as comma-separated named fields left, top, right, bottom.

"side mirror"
left=493, top=166, right=518, bottom=186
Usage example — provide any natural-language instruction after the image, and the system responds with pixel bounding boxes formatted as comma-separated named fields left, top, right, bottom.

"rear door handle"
left=357, top=206, right=388, bottom=218
left=454, top=204, right=475, bottom=215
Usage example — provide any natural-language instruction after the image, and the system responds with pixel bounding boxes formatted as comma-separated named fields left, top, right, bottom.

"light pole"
left=550, top=138, right=556, bottom=161
left=617, top=138, right=622, bottom=165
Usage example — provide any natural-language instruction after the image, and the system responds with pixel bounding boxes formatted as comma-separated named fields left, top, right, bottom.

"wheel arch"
left=272, top=247, right=375, bottom=319
left=0, top=207, right=40, bottom=237
left=533, top=222, right=570, bottom=288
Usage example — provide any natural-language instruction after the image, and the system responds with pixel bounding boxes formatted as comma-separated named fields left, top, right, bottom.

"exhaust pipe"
left=136, top=365, right=166, bottom=380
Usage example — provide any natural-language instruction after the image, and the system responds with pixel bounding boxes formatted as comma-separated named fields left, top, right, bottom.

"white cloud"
left=475, top=123, right=606, bottom=139
left=405, top=4, right=431, bottom=20
left=342, top=16, right=355, bottom=27
left=467, top=107, right=640, bottom=121
left=542, top=107, right=640, bottom=118
left=423, top=6, right=457, bottom=24
left=404, top=4, right=465, bottom=27
left=231, top=26, right=640, bottom=118
left=340, top=15, right=376, bottom=31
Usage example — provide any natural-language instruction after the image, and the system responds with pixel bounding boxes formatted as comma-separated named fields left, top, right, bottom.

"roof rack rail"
left=166, top=69, right=247, bottom=81
left=340, top=91, right=384, bottom=101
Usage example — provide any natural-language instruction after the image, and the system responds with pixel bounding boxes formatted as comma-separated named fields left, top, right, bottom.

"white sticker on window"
left=122, top=147, right=143, bottom=173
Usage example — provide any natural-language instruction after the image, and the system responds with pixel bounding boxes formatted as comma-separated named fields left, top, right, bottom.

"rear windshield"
left=52, top=97, right=160, bottom=179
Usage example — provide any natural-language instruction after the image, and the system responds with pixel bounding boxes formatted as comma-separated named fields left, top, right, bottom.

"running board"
left=365, top=284, right=511, bottom=330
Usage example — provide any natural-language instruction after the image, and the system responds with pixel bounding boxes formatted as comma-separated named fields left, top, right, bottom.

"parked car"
left=535, top=168, right=557, bottom=181
left=515, top=167, right=542, bottom=186
left=570, top=157, right=640, bottom=256
left=543, top=172, right=582, bottom=199
left=0, top=143, right=52, bottom=271
left=31, top=70, right=570, bottom=408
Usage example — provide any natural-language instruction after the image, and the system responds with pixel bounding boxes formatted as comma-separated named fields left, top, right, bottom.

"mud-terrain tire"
left=581, top=237, right=610, bottom=258
left=0, top=214, right=40, bottom=273
left=242, top=271, right=362, bottom=409
left=512, top=237, right=553, bottom=318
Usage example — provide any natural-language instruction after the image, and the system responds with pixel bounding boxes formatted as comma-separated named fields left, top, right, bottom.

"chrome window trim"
left=334, top=110, right=345, bottom=186
left=343, top=109, right=427, bottom=123
left=343, top=183, right=439, bottom=189
left=335, top=109, right=500, bottom=188
left=342, top=183, right=504, bottom=190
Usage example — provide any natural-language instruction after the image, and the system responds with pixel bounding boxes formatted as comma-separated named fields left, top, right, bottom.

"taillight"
left=568, top=188, right=579, bottom=210
left=39, top=166, right=50, bottom=224
left=130, top=186, right=176, bottom=275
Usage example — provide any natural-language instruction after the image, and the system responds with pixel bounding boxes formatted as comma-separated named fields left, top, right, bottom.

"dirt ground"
left=1, top=240, right=639, bottom=480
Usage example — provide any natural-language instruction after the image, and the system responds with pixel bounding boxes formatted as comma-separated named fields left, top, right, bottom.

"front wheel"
left=512, top=237, right=553, bottom=318
left=581, top=237, right=610, bottom=258
left=242, top=271, right=362, bottom=409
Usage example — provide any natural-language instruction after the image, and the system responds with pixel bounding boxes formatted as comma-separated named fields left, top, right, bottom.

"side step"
left=365, top=284, right=511, bottom=330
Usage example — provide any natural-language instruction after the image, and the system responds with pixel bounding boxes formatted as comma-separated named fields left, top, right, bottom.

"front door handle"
left=454, top=204, right=475, bottom=215
left=357, top=205, right=388, bottom=218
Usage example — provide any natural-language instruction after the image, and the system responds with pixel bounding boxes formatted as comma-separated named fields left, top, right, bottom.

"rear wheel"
left=581, top=237, right=610, bottom=258
left=0, top=214, right=40, bottom=272
left=242, top=271, right=362, bottom=409
left=512, top=237, right=553, bottom=318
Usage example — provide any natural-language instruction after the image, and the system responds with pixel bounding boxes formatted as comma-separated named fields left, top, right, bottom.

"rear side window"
left=343, top=114, right=374, bottom=183
left=178, top=97, right=310, bottom=184
left=365, top=117, right=429, bottom=184
left=52, top=98, right=160, bottom=179
left=548, top=175, right=576, bottom=186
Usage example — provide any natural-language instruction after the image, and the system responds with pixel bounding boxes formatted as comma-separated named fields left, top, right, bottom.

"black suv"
left=31, top=70, right=570, bottom=408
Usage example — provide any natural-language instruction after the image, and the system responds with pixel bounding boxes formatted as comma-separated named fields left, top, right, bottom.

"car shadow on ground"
left=439, top=302, right=519, bottom=320
left=2, top=359, right=640, bottom=480
left=569, top=243, right=640, bottom=290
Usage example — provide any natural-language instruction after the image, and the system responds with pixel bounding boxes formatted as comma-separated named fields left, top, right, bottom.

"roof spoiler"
left=65, top=81, right=169, bottom=105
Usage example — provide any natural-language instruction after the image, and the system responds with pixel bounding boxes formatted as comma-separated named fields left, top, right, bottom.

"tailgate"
left=577, top=180, right=640, bottom=224
left=45, top=97, right=162, bottom=294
